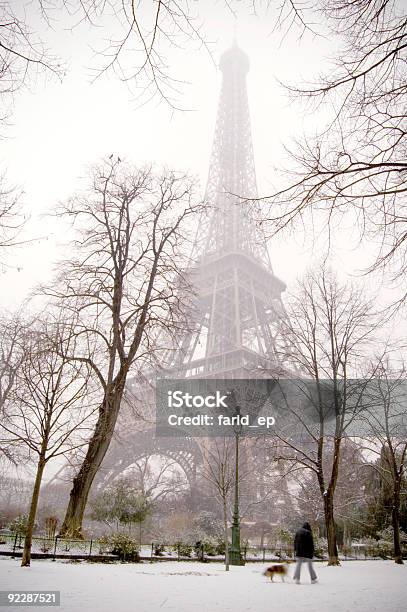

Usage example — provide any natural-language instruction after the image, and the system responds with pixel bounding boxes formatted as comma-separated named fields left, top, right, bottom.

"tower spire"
left=197, top=42, right=272, bottom=269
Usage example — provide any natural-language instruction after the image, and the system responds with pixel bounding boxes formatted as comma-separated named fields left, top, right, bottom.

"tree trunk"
left=223, top=497, right=229, bottom=571
left=21, top=456, right=46, bottom=567
left=392, top=478, right=403, bottom=564
left=60, top=391, right=123, bottom=538
left=324, top=492, right=340, bottom=566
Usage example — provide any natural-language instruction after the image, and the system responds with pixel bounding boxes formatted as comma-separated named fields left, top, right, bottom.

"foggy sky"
left=0, top=2, right=399, bottom=317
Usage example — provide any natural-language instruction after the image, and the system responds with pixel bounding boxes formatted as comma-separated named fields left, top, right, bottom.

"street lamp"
left=229, top=404, right=245, bottom=566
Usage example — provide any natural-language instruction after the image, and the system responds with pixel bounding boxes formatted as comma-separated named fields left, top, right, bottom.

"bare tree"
left=0, top=3, right=63, bottom=261
left=42, top=158, right=199, bottom=537
left=261, top=0, right=407, bottom=298
left=0, top=312, right=27, bottom=462
left=292, top=439, right=375, bottom=542
left=10, top=1, right=312, bottom=109
left=0, top=0, right=61, bottom=263
left=0, top=177, right=27, bottom=265
left=0, top=2, right=62, bottom=129
left=129, top=455, right=189, bottom=502
left=2, top=0, right=209, bottom=112
left=201, top=437, right=235, bottom=570
left=60, top=1, right=314, bottom=107
left=361, top=359, right=407, bottom=564
left=272, top=265, right=379, bottom=565
left=0, top=316, right=95, bottom=566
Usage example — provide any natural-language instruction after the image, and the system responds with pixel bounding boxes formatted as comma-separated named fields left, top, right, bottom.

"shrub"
left=364, top=537, right=379, bottom=557
left=108, top=534, right=140, bottom=562
left=154, top=543, right=166, bottom=556
left=376, top=526, right=407, bottom=549
left=214, top=538, right=225, bottom=555
left=202, top=540, right=216, bottom=556
left=313, top=537, right=327, bottom=559
left=363, top=537, right=392, bottom=558
left=377, top=526, right=393, bottom=542
left=200, top=537, right=224, bottom=556
left=376, top=540, right=392, bottom=559
left=194, top=541, right=204, bottom=559
left=8, top=515, right=30, bottom=536
left=341, top=544, right=353, bottom=557
left=98, top=535, right=110, bottom=555
left=174, top=542, right=193, bottom=557
left=277, top=529, right=292, bottom=546
left=44, top=516, right=58, bottom=539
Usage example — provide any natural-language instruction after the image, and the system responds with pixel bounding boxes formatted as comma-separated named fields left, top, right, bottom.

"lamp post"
left=229, top=405, right=245, bottom=566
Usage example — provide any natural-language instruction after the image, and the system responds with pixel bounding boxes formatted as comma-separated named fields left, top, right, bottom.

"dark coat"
left=294, top=522, right=314, bottom=559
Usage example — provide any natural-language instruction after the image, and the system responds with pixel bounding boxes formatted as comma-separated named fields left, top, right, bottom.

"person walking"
left=293, top=522, right=318, bottom=584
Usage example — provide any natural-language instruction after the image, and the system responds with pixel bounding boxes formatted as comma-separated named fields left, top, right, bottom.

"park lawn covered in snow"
left=1, top=557, right=406, bottom=612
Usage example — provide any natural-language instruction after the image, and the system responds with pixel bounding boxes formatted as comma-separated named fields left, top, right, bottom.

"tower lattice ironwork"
left=98, top=44, right=293, bottom=528
left=169, top=43, right=288, bottom=379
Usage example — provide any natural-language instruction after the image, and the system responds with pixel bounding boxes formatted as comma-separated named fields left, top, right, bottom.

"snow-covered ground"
left=1, top=557, right=405, bottom=612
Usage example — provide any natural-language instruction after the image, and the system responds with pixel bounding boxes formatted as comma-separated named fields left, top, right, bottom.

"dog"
left=263, top=563, right=289, bottom=582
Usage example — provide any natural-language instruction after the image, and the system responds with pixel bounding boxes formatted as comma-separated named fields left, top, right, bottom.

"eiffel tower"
left=99, top=44, right=292, bottom=529
left=169, top=43, right=288, bottom=379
